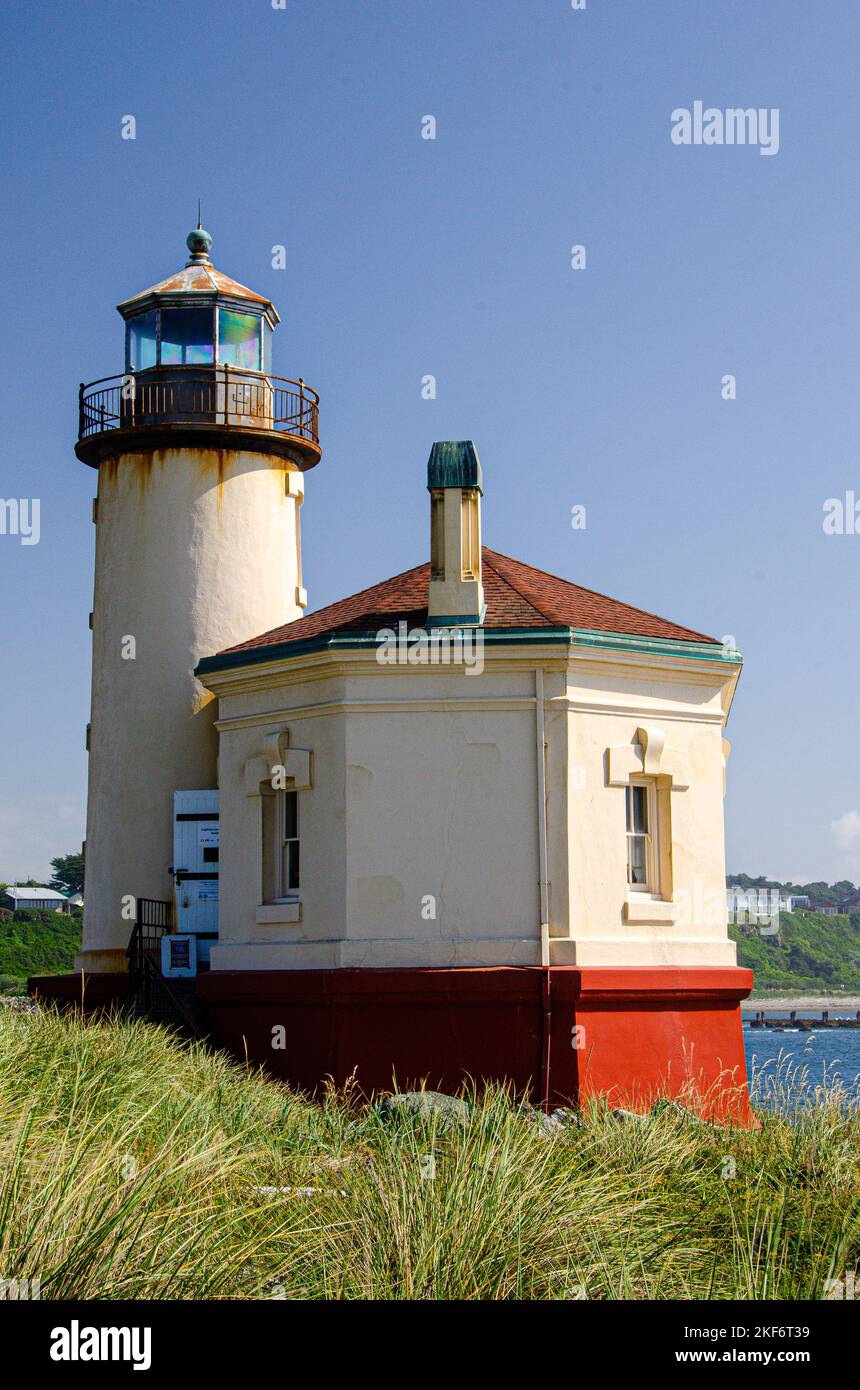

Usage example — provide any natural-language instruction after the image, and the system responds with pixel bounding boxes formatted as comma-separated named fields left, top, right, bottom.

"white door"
left=173, top=790, right=219, bottom=936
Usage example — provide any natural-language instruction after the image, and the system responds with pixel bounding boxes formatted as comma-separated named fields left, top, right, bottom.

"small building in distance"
left=2, top=886, right=71, bottom=913
left=726, top=887, right=812, bottom=921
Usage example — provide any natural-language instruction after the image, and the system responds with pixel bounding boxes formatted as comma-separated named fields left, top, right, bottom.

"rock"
left=531, top=1106, right=584, bottom=1138
left=380, top=1091, right=469, bottom=1129
left=613, top=1101, right=717, bottom=1129
left=611, top=1107, right=648, bottom=1125
left=651, top=1098, right=688, bottom=1118
left=552, top=1106, right=584, bottom=1127
left=650, top=1098, right=712, bottom=1127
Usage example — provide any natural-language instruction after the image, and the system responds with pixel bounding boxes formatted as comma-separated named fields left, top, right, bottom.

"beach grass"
left=0, top=1005, right=857, bottom=1300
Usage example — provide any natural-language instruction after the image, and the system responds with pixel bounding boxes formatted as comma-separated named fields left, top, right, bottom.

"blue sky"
left=0, top=0, right=858, bottom=884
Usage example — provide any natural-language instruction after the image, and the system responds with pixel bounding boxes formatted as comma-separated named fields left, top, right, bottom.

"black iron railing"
left=127, top=896, right=172, bottom=974
left=126, top=896, right=207, bottom=1041
left=79, top=368, right=320, bottom=446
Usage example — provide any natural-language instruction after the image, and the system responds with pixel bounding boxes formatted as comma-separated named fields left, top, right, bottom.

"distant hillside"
left=0, top=909, right=82, bottom=992
left=731, top=909, right=860, bottom=994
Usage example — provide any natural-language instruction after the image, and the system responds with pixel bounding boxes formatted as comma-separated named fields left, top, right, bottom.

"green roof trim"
left=196, top=623, right=741, bottom=679
left=427, top=440, right=483, bottom=494
left=195, top=626, right=571, bottom=677
left=571, top=628, right=742, bottom=663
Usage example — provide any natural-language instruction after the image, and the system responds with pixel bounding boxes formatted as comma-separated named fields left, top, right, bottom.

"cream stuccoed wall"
left=79, top=447, right=305, bottom=972
left=551, top=648, right=739, bottom=967
left=204, top=642, right=740, bottom=972
left=213, top=670, right=349, bottom=970
left=207, top=654, right=550, bottom=970
left=340, top=675, right=536, bottom=966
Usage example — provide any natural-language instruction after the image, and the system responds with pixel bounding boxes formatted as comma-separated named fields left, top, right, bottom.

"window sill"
left=256, top=901, right=302, bottom=926
left=623, top=897, right=677, bottom=925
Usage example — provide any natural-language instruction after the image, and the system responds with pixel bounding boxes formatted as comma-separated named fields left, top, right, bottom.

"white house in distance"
left=3, top=887, right=70, bottom=913
left=726, top=887, right=810, bottom=923
left=32, top=227, right=753, bottom=1120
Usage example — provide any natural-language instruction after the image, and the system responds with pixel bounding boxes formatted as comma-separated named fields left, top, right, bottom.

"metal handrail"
left=79, top=367, right=320, bottom=445
left=127, top=896, right=172, bottom=974
left=137, top=955, right=207, bottom=1041
left=126, top=897, right=206, bottom=1041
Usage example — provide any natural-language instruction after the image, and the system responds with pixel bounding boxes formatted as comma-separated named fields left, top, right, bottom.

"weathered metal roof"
left=119, top=261, right=272, bottom=310
left=3, top=886, right=68, bottom=901
left=116, top=227, right=278, bottom=321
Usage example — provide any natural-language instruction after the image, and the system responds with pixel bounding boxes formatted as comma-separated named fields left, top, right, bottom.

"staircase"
left=126, top=898, right=209, bottom=1041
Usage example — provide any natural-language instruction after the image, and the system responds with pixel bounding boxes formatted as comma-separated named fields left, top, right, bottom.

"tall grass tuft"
left=0, top=1006, right=856, bottom=1299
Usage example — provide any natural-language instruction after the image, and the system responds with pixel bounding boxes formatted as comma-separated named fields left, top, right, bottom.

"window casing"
left=261, top=787, right=300, bottom=903
left=626, top=777, right=659, bottom=894
left=279, top=789, right=300, bottom=898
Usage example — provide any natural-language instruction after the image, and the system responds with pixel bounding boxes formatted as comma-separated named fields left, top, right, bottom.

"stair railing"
left=127, top=897, right=207, bottom=1041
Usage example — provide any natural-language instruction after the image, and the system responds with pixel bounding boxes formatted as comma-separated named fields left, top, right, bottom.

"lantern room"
left=76, top=225, right=320, bottom=472
left=120, top=227, right=276, bottom=374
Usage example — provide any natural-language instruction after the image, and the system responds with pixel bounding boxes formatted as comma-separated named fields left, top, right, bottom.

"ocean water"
left=743, top=1017, right=860, bottom=1102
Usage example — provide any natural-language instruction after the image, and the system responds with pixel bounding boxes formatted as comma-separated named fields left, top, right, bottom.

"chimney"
left=426, top=440, right=484, bottom=627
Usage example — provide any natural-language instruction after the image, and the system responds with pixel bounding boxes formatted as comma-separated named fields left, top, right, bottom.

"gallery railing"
left=79, top=368, right=320, bottom=445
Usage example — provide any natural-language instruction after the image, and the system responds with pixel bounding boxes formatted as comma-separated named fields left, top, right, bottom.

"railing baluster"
left=80, top=372, right=319, bottom=445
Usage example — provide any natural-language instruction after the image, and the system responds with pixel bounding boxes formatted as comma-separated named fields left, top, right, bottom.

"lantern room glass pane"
left=127, top=311, right=157, bottom=371
left=160, top=307, right=215, bottom=366
left=218, top=309, right=261, bottom=370
left=262, top=320, right=272, bottom=374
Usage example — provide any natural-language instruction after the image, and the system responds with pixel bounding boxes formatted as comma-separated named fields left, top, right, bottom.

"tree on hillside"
left=49, top=853, right=85, bottom=897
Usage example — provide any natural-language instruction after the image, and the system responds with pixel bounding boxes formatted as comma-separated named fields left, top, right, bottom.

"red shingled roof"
left=216, top=548, right=717, bottom=659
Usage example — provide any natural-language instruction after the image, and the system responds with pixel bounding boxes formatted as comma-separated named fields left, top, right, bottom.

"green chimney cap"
left=427, top=440, right=483, bottom=494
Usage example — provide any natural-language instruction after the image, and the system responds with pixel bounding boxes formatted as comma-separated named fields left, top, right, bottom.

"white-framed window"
left=261, top=786, right=300, bottom=903
left=278, top=789, right=300, bottom=898
left=626, top=777, right=658, bottom=893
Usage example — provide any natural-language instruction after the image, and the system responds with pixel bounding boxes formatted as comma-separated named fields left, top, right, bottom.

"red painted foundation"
left=29, top=965, right=754, bottom=1122
left=197, top=965, right=755, bottom=1123
left=29, top=972, right=130, bottom=1014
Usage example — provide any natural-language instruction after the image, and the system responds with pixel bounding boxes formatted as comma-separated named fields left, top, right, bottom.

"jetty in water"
left=746, top=1009, right=860, bottom=1031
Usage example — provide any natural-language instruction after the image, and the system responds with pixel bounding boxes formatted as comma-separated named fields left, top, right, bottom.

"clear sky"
left=0, top=0, right=857, bottom=885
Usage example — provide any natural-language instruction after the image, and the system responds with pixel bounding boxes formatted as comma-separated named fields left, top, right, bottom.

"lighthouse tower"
left=76, top=227, right=320, bottom=972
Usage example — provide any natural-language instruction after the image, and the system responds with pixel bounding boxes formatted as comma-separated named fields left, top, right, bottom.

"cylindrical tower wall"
left=78, top=445, right=303, bottom=971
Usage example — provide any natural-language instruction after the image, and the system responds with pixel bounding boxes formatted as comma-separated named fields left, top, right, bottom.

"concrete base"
left=197, top=965, right=755, bottom=1123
